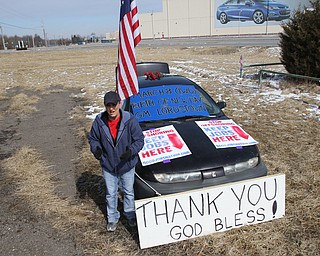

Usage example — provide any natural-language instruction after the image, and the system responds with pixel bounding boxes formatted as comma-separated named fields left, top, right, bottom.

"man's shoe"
left=107, top=222, right=117, bottom=232
left=128, top=218, right=136, bottom=227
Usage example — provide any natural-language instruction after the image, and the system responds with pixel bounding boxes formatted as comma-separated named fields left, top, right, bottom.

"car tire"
left=219, top=12, right=228, bottom=24
left=252, top=10, right=265, bottom=24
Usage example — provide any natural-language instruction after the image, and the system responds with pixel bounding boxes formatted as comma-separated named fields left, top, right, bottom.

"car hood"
left=256, top=1, right=289, bottom=8
left=137, top=119, right=260, bottom=176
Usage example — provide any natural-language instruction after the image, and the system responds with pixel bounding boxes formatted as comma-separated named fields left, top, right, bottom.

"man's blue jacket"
left=89, top=109, right=144, bottom=174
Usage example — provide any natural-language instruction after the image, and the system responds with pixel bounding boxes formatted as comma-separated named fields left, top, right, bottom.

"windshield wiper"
left=185, top=115, right=213, bottom=121
left=139, top=114, right=222, bottom=124
left=166, top=115, right=211, bottom=121
left=139, top=119, right=169, bottom=126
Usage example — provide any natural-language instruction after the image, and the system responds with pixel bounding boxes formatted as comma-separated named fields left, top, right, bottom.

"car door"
left=222, top=0, right=241, bottom=19
left=240, top=0, right=256, bottom=20
left=229, top=0, right=250, bottom=19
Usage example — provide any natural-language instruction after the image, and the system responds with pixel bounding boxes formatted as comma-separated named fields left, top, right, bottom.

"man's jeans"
left=103, top=167, right=135, bottom=223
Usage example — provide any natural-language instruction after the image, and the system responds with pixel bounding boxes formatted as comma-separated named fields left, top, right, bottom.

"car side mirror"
left=217, top=101, right=226, bottom=109
left=245, top=1, right=251, bottom=6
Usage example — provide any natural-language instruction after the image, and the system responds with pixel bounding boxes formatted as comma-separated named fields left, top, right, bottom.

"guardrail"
left=258, top=69, right=320, bottom=85
left=239, top=61, right=320, bottom=85
left=240, top=62, right=282, bottom=78
left=243, top=62, right=282, bottom=68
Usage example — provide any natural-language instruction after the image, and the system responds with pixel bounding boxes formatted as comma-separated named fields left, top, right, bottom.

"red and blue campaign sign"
left=130, top=85, right=209, bottom=122
left=138, top=125, right=191, bottom=166
left=196, top=119, right=258, bottom=149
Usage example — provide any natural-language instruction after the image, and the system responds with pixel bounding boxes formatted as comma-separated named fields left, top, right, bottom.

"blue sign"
left=130, top=85, right=209, bottom=122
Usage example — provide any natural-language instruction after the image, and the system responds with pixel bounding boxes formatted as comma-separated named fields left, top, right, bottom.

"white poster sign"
left=135, top=174, right=285, bottom=249
left=195, top=119, right=258, bottom=148
left=138, top=125, right=192, bottom=166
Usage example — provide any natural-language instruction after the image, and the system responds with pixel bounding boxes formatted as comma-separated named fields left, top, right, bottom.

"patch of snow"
left=84, top=105, right=103, bottom=120
left=259, top=89, right=299, bottom=104
left=265, top=47, right=281, bottom=57
left=85, top=47, right=319, bottom=122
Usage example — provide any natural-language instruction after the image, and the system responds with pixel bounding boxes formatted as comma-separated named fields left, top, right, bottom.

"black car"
left=122, top=62, right=267, bottom=199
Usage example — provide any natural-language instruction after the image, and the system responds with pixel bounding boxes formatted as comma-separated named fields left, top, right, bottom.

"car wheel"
left=219, top=12, right=228, bottom=24
left=252, top=10, right=265, bottom=24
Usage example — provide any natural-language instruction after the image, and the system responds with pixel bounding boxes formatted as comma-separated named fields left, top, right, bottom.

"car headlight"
left=154, top=171, right=202, bottom=183
left=224, top=157, right=259, bottom=175
left=265, top=5, right=279, bottom=10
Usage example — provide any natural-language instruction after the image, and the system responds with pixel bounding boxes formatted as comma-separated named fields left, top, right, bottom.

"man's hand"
left=94, top=147, right=102, bottom=160
left=120, top=147, right=131, bottom=161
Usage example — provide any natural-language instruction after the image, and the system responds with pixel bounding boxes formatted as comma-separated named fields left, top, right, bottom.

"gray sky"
left=0, top=0, right=162, bottom=38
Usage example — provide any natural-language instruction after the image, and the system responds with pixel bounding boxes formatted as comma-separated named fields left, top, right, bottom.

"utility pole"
left=42, top=21, right=48, bottom=47
left=0, top=25, right=7, bottom=50
left=43, top=27, right=48, bottom=47
left=32, top=35, right=35, bottom=48
left=151, top=11, right=155, bottom=40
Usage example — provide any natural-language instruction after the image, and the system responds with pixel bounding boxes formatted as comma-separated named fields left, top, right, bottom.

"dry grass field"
left=0, top=43, right=319, bottom=255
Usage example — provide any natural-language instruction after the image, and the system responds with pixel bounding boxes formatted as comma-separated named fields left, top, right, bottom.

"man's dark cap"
left=104, top=91, right=121, bottom=105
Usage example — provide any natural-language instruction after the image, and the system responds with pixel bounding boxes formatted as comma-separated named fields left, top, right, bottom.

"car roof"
left=138, top=74, right=195, bottom=88
left=136, top=62, right=196, bottom=88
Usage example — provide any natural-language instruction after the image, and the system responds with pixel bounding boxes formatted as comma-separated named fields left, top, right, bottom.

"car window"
left=254, top=0, right=276, bottom=3
left=128, top=85, right=221, bottom=122
left=225, top=0, right=237, bottom=5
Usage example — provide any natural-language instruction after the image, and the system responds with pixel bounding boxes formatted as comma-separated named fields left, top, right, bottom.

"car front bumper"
left=134, top=161, right=268, bottom=199
left=268, top=11, right=290, bottom=20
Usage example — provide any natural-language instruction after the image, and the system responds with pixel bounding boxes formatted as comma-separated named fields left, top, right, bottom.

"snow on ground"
left=85, top=47, right=319, bottom=122
left=170, top=54, right=319, bottom=122
left=84, top=105, right=104, bottom=119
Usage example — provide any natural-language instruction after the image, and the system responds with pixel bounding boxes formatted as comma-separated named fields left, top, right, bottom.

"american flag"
left=116, top=0, right=141, bottom=100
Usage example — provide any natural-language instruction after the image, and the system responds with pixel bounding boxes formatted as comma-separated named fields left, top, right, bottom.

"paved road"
left=140, top=34, right=280, bottom=47
left=1, top=34, right=279, bottom=53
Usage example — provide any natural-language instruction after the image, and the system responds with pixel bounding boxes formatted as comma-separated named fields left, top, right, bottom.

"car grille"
left=201, top=167, right=225, bottom=179
left=280, top=10, right=290, bottom=15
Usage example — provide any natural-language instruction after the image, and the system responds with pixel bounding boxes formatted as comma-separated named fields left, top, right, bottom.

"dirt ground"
left=0, top=88, right=84, bottom=255
left=0, top=43, right=319, bottom=256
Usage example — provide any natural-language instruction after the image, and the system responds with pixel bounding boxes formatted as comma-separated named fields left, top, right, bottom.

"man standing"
left=89, top=91, right=144, bottom=232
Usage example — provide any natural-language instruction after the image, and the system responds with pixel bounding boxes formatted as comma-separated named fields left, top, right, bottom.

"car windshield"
left=253, top=0, right=277, bottom=3
left=128, top=84, right=221, bottom=122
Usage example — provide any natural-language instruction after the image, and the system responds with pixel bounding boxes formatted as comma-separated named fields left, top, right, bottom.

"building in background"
left=139, top=0, right=311, bottom=39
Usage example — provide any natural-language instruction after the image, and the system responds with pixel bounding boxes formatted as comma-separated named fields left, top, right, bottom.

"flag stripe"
left=119, top=13, right=137, bottom=97
left=116, top=0, right=141, bottom=100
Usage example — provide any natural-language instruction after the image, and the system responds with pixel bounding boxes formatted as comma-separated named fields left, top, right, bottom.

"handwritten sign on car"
left=130, top=85, right=209, bottom=122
